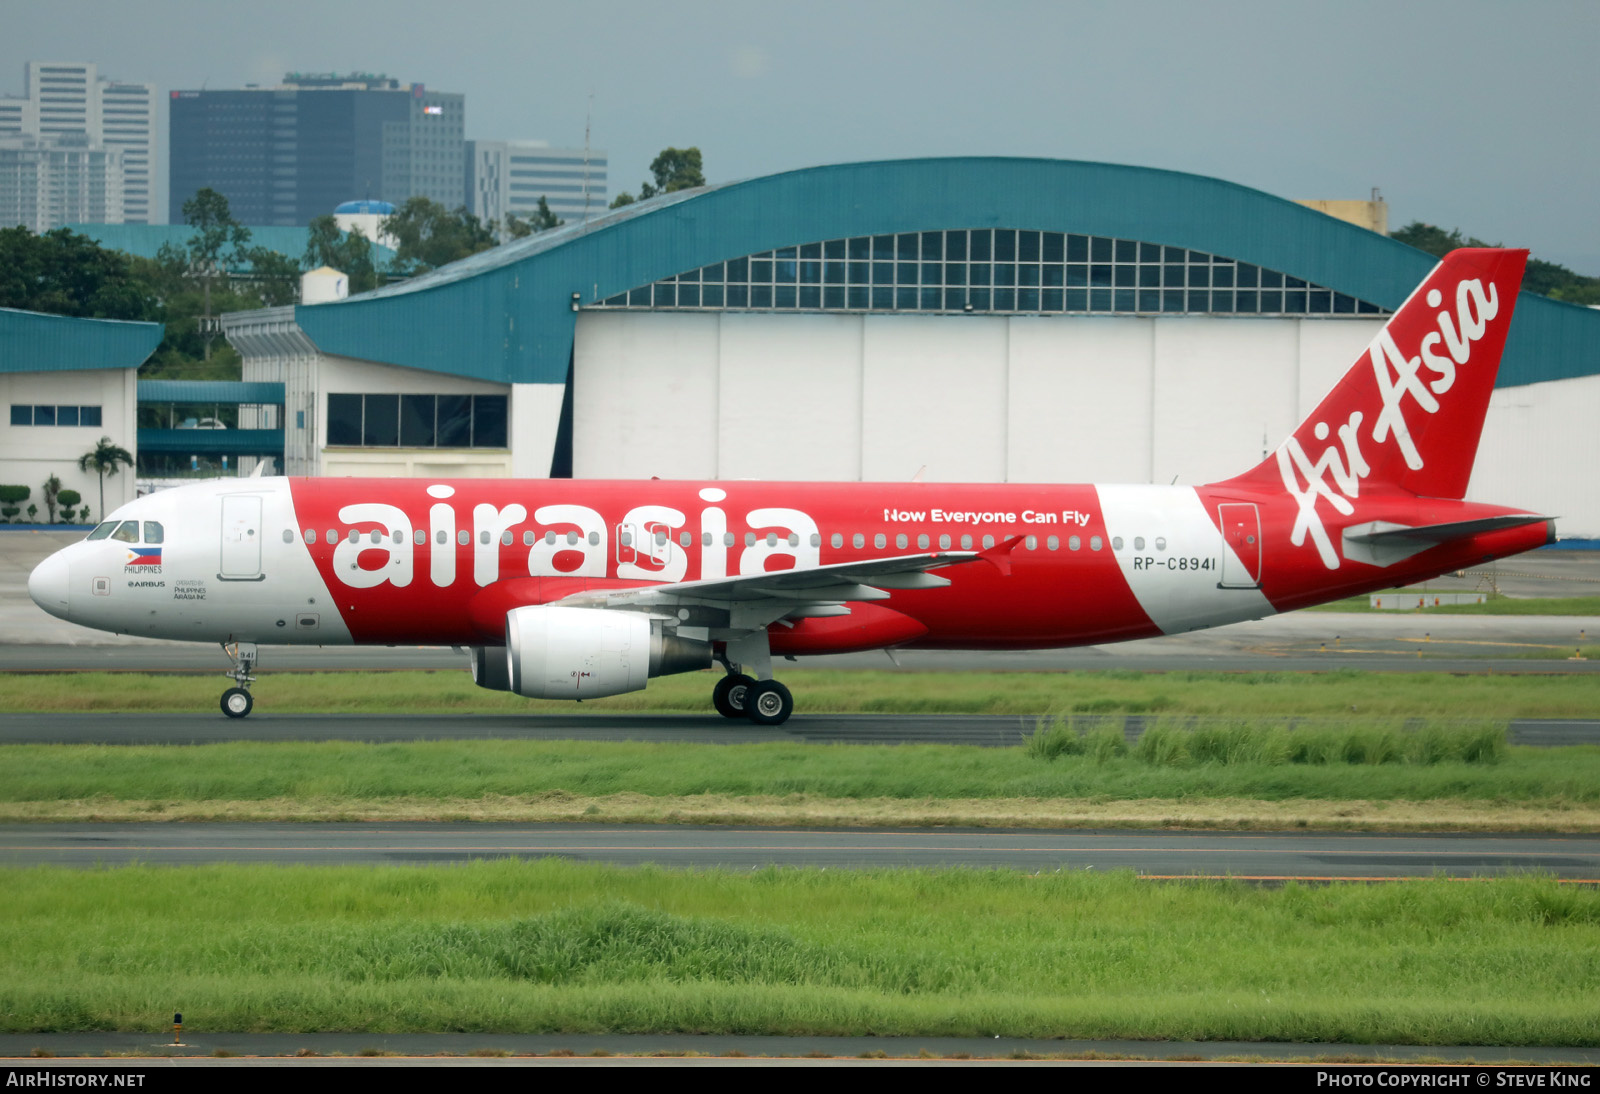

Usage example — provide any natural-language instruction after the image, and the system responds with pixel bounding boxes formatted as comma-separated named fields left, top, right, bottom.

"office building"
left=467, top=140, right=607, bottom=230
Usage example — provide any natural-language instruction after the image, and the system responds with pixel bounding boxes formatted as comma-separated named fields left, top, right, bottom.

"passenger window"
left=766, top=533, right=777, bottom=547
left=523, top=531, right=535, bottom=546
left=746, top=532, right=756, bottom=547
left=589, top=532, right=600, bottom=545
left=546, top=531, right=557, bottom=546
left=437, top=530, right=448, bottom=545
left=282, top=529, right=294, bottom=544
left=479, top=531, right=490, bottom=545
left=1112, top=537, right=1123, bottom=551
left=874, top=533, right=886, bottom=549
left=1069, top=535, right=1081, bottom=551
left=87, top=522, right=117, bottom=541
left=112, top=521, right=139, bottom=543
left=500, top=531, right=512, bottom=546
left=788, top=533, right=800, bottom=547
left=960, top=535, right=973, bottom=550
left=620, top=531, right=632, bottom=546
left=371, top=530, right=383, bottom=544
left=702, top=532, right=713, bottom=547
left=347, top=530, right=359, bottom=544
left=1155, top=537, right=1167, bottom=551
left=852, top=533, right=865, bottom=549
left=982, top=535, right=995, bottom=549
left=414, top=529, right=426, bottom=545
left=655, top=529, right=668, bottom=546
left=1047, top=535, right=1059, bottom=550
left=895, top=533, right=908, bottom=549
left=1090, top=536, right=1103, bottom=551
left=305, top=529, right=316, bottom=545
left=723, top=533, right=734, bottom=547
left=1134, top=537, right=1145, bottom=551
left=917, top=533, right=929, bottom=549
left=458, top=530, right=470, bottom=546
left=327, top=529, right=338, bottom=544
left=939, top=534, right=951, bottom=549
left=809, top=533, right=821, bottom=548
left=1026, top=535, right=1038, bottom=550
left=573, top=532, right=583, bottom=546
left=144, top=522, right=164, bottom=544
left=832, top=533, right=843, bottom=549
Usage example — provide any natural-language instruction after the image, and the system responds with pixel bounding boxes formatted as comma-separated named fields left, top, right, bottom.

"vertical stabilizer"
left=1224, top=247, right=1527, bottom=500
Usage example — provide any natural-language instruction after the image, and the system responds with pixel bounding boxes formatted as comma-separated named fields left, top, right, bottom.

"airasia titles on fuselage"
left=294, top=478, right=1171, bottom=650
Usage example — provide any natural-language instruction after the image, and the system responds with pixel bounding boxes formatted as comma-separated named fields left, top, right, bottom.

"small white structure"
left=300, top=267, right=348, bottom=305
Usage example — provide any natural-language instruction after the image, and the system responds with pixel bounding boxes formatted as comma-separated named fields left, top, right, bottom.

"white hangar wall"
left=573, top=311, right=1382, bottom=487
left=573, top=310, right=1597, bottom=537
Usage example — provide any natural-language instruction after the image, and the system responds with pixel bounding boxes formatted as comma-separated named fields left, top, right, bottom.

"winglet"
left=976, top=535, right=1025, bottom=577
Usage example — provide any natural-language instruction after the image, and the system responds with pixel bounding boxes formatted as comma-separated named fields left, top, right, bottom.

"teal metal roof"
left=292, top=157, right=1600, bottom=389
left=0, top=307, right=162, bottom=373
left=65, top=224, right=398, bottom=270
left=136, top=428, right=284, bottom=456
left=138, top=380, right=285, bottom=404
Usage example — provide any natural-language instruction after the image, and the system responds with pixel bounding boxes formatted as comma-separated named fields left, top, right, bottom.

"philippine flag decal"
left=126, top=547, right=162, bottom=568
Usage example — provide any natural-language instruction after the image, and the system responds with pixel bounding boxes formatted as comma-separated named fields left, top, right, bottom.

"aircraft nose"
left=28, top=551, right=70, bottom=620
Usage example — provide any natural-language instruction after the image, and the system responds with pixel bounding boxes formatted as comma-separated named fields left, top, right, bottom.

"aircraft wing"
left=554, top=549, right=981, bottom=611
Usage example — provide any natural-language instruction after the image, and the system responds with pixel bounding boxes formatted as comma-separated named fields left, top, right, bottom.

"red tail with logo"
left=1226, top=247, right=1527, bottom=500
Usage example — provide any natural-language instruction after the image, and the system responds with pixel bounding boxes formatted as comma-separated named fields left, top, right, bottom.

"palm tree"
left=78, top=437, right=134, bottom=518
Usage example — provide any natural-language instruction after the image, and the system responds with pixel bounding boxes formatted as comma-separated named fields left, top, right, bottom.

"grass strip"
left=4, top=793, right=1599, bottom=832
left=1, top=669, right=1598, bottom=716
left=2, top=739, right=1598, bottom=829
left=2, top=862, right=1596, bottom=1044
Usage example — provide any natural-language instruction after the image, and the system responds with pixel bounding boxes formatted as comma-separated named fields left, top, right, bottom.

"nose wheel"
left=220, top=641, right=258, bottom=719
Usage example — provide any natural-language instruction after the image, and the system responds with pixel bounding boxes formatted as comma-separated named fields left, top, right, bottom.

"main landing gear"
left=712, top=634, right=794, bottom=725
left=220, top=641, right=257, bottom=718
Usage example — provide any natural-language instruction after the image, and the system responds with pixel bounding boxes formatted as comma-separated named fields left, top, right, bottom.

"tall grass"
left=1025, top=715, right=1507, bottom=767
left=1, top=862, right=1596, bottom=1044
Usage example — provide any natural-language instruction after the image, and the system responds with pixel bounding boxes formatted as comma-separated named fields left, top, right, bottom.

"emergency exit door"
left=1217, top=503, right=1262, bottom=589
left=219, top=495, right=264, bottom=580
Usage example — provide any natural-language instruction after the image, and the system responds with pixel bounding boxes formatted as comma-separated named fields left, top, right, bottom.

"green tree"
left=1391, top=221, right=1600, bottom=306
left=611, top=147, right=705, bottom=207
left=0, top=227, right=161, bottom=320
left=77, top=437, right=134, bottom=518
left=304, top=215, right=380, bottom=293
left=162, top=188, right=254, bottom=359
left=382, top=197, right=496, bottom=274
left=505, top=196, right=563, bottom=239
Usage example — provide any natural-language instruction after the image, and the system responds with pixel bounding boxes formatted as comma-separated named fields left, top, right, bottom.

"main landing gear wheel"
left=221, top=687, right=253, bottom=719
left=713, top=673, right=755, bottom=719
left=744, top=679, right=794, bottom=726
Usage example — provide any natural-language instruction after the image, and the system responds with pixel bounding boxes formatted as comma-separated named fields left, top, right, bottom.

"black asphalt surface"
left=3, top=823, right=1597, bottom=879
left=1, top=710, right=1595, bottom=747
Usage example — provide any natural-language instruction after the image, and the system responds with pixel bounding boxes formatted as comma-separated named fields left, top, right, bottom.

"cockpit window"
left=111, top=521, right=140, bottom=543
left=143, top=521, right=164, bottom=544
left=86, top=522, right=117, bottom=541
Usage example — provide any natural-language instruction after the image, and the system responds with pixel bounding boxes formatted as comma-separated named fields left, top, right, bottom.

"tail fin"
left=1225, top=247, right=1527, bottom=499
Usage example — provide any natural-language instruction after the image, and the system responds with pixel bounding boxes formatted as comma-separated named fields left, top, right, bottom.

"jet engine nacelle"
left=504, top=605, right=710, bottom=700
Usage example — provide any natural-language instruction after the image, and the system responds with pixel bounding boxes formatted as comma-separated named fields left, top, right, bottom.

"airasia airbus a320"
left=28, top=249, right=1552, bottom=724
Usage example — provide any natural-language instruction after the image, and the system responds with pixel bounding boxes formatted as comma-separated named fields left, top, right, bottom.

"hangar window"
left=10, top=404, right=102, bottom=427
left=594, top=230, right=1387, bottom=319
left=325, top=393, right=509, bottom=449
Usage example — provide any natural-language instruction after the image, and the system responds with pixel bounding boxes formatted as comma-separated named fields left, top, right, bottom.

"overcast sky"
left=6, top=0, right=1597, bottom=272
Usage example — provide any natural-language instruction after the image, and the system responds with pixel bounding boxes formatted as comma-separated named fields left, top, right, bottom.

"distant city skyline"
left=3, top=0, right=1597, bottom=273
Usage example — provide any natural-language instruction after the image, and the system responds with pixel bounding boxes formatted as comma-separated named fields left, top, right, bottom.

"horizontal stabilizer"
left=1342, top=514, right=1553, bottom=568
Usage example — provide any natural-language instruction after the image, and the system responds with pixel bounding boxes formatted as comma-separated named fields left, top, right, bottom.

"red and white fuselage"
left=28, top=249, right=1552, bottom=721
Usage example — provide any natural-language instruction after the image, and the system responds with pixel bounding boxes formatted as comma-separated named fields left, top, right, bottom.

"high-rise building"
left=0, top=61, right=154, bottom=228
left=467, top=140, right=607, bottom=231
left=0, top=135, right=122, bottom=231
left=169, top=74, right=464, bottom=227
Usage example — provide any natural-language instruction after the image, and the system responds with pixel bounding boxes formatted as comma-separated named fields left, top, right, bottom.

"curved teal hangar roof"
left=0, top=307, right=162, bottom=373
left=293, top=157, right=1599, bottom=390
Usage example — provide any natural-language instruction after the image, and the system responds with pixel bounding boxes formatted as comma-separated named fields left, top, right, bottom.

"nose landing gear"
left=220, top=641, right=257, bottom=718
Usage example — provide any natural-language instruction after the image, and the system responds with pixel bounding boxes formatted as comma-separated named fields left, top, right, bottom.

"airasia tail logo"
left=1277, top=276, right=1501, bottom=570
